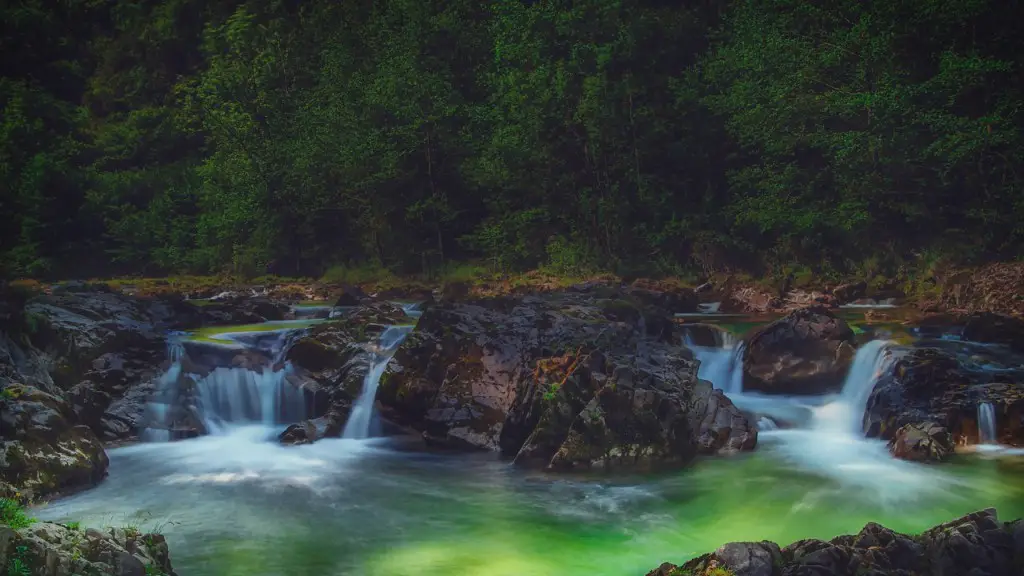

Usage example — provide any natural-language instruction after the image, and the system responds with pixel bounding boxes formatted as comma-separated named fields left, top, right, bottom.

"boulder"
left=888, top=421, right=955, bottom=462
left=0, top=385, right=108, bottom=501
left=193, top=296, right=290, bottom=326
left=648, top=509, right=1021, bottom=576
left=742, top=306, right=857, bottom=395
left=832, top=281, right=867, bottom=304
left=279, top=411, right=345, bottom=445
left=626, top=279, right=698, bottom=313
left=0, top=522, right=177, bottom=576
left=376, top=292, right=756, bottom=470
left=962, top=312, right=1024, bottom=353
left=864, top=347, right=1024, bottom=446
left=333, top=284, right=367, bottom=307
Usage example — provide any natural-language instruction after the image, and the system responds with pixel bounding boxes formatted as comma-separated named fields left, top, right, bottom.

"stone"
left=888, top=421, right=955, bottom=462
left=742, top=306, right=857, bottom=395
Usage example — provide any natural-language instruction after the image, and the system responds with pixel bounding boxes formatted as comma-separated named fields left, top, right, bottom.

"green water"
left=36, top=428, right=1024, bottom=576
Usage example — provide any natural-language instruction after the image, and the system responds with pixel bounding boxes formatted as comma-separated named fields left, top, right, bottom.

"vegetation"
left=2, top=1, right=1022, bottom=283
left=0, top=498, right=35, bottom=529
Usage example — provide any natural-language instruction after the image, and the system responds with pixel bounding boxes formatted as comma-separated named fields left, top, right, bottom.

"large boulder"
left=742, top=306, right=857, bottom=395
left=864, top=347, right=1024, bottom=447
left=376, top=292, right=756, bottom=469
left=648, top=508, right=1022, bottom=576
left=0, top=522, right=177, bottom=576
left=0, top=385, right=108, bottom=501
left=888, top=421, right=955, bottom=462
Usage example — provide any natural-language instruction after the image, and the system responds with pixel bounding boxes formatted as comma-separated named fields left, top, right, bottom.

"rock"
left=742, top=306, right=857, bottom=395
left=864, top=347, right=1024, bottom=446
left=963, top=312, right=1024, bottom=353
left=678, top=323, right=732, bottom=348
left=376, top=292, right=756, bottom=470
left=648, top=509, right=1020, bottom=576
left=194, top=296, right=289, bottom=326
left=333, top=284, right=367, bottom=307
left=0, top=521, right=177, bottom=576
left=721, top=287, right=783, bottom=314
left=888, top=421, right=955, bottom=462
left=0, top=385, right=109, bottom=501
left=832, top=281, right=867, bottom=304
left=279, top=411, right=345, bottom=445
left=626, top=279, right=698, bottom=313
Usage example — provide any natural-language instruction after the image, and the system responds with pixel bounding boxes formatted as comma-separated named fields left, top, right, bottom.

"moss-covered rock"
left=0, top=385, right=108, bottom=502
left=0, top=521, right=177, bottom=576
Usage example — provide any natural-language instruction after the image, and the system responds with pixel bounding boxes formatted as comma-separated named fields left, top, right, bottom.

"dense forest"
left=2, top=0, right=1023, bottom=282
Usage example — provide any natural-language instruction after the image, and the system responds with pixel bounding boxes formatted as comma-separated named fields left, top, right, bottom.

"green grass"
left=0, top=498, right=35, bottom=529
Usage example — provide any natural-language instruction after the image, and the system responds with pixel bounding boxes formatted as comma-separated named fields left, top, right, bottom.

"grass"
left=187, top=320, right=323, bottom=344
left=0, top=498, right=35, bottom=529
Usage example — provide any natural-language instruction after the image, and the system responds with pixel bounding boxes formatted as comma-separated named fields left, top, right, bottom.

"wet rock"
left=742, top=306, right=857, bottom=395
left=648, top=509, right=1021, bottom=576
left=888, top=421, right=954, bottom=462
left=864, top=347, right=1024, bottom=446
left=626, top=279, right=698, bottom=313
left=832, top=281, right=867, bottom=304
left=0, top=385, right=108, bottom=501
left=279, top=411, right=345, bottom=445
left=963, top=312, right=1024, bottom=353
left=0, top=521, right=177, bottom=576
left=678, top=323, right=732, bottom=348
left=377, top=292, right=755, bottom=470
left=194, top=296, right=290, bottom=326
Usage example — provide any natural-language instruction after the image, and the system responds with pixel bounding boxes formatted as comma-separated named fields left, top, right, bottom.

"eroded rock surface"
left=0, top=385, right=108, bottom=501
left=864, top=346, right=1024, bottom=447
left=648, top=508, right=1023, bottom=576
left=374, top=291, right=755, bottom=469
left=0, top=522, right=176, bottom=576
left=742, top=306, right=857, bottom=395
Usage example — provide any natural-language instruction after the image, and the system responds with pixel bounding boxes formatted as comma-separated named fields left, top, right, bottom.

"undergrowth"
left=0, top=498, right=35, bottom=529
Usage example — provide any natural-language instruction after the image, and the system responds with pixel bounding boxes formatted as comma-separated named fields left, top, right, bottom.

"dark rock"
left=963, top=312, right=1024, bottom=353
left=648, top=509, right=1021, bottom=576
left=376, top=292, right=755, bottom=470
left=742, top=306, right=857, bottom=395
left=0, top=522, right=177, bottom=576
left=0, top=385, right=109, bottom=501
left=832, top=281, right=868, bottom=304
left=888, top=421, right=955, bottom=462
left=864, top=347, right=1024, bottom=446
left=626, top=279, right=698, bottom=313
left=279, top=411, right=345, bottom=445
left=334, top=284, right=367, bottom=307
left=678, top=323, right=732, bottom=348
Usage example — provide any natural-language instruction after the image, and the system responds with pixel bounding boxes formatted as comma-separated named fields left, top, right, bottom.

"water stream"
left=37, top=312, right=1024, bottom=576
left=978, top=402, right=997, bottom=445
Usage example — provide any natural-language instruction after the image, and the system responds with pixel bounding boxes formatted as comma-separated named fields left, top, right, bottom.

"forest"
left=2, top=0, right=1023, bottom=282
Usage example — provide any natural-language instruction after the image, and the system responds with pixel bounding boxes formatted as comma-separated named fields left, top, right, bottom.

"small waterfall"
left=978, top=402, right=997, bottom=444
left=141, top=328, right=309, bottom=440
left=684, top=329, right=745, bottom=394
left=810, top=340, right=895, bottom=435
left=342, top=325, right=413, bottom=439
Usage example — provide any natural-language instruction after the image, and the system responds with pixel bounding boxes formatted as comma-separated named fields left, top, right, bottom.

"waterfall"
left=342, top=325, right=414, bottom=439
left=140, top=328, right=309, bottom=440
left=684, top=330, right=745, bottom=395
left=810, top=340, right=895, bottom=435
left=978, top=402, right=997, bottom=444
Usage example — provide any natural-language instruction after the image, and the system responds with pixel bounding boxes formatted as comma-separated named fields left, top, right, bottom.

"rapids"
left=35, top=310, right=1024, bottom=576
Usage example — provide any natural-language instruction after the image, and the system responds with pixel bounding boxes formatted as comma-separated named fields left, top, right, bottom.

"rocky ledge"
left=0, top=521, right=176, bottom=576
left=646, top=508, right=1023, bottom=576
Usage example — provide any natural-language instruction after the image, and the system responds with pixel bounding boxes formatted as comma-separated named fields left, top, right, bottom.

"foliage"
left=0, top=498, right=35, bottom=529
left=1, top=0, right=1022, bottom=281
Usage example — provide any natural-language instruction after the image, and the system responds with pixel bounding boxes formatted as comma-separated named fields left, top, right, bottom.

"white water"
left=685, top=334, right=956, bottom=502
left=342, top=325, right=414, bottom=439
left=978, top=402, right=997, bottom=444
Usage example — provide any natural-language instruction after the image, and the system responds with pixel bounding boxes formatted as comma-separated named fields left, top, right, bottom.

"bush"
left=0, top=498, right=35, bottom=529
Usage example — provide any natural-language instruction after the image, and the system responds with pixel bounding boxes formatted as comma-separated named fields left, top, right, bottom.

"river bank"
left=2, top=277, right=1022, bottom=575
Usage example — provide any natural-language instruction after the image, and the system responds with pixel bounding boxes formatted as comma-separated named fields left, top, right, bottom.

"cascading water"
left=683, top=329, right=744, bottom=394
left=140, top=327, right=310, bottom=440
left=342, top=325, right=414, bottom=439
left=978, top=402, right=997, bottom=444
left=810, top=339, right=896, bottom=435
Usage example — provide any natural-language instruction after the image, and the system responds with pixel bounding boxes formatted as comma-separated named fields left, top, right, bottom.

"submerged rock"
left=0, top=385, right=108, bottom=501
left=647, top=508, right=1022, bottom=576
left=279, top=411, right=344, bottom=445
left=742, top=306, right=857, bottom=395
left=864, top=347, right=1024, bottom=447
left=0, top=522, right=177, bottom=576
left=375, top=291, right=755, bottom=470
